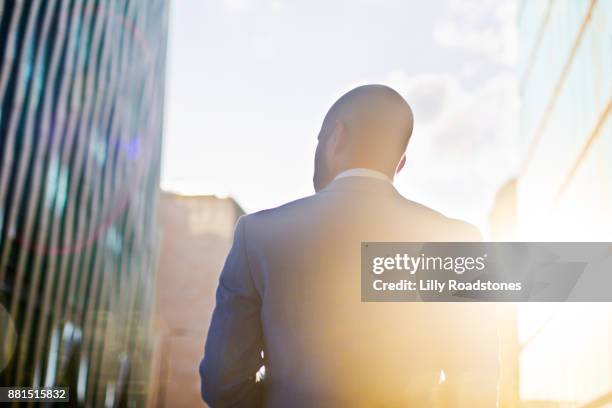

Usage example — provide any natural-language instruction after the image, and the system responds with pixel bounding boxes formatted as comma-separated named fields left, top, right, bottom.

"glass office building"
left=517, top=0, right=611, bottom=239
left=0, top=0, right=168, bottom=406
left=517, top=0, right=612, bottom=406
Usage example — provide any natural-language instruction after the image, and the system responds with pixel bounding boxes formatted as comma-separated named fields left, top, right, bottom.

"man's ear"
left=395, top=154, right=406, bottom=174
left=328, top=120, right=345, bottom=155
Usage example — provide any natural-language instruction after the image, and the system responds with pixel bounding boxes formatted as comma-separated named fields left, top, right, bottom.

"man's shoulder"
left=240, top=193, right=318, bottom=225
left=240, top=191, right=482, bottom=241
left=397, top=197, right=482, bottom=241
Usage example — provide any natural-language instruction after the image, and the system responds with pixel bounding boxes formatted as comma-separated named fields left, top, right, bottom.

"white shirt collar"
left=333, top=168, right=392, bottom=183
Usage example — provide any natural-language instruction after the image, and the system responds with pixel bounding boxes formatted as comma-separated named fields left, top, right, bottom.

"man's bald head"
left=313, top=85, right=414, bottom=191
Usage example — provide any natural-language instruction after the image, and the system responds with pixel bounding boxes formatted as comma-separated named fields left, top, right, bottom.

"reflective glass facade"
left=517, top=0, right=612, bottom=406
left=0, top=0, right=168, bottom=406
left=517, top=0, right=612, bottom=239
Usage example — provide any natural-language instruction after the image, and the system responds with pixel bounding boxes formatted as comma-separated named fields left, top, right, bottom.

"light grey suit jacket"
left=200, top=176, right=499, bottom=408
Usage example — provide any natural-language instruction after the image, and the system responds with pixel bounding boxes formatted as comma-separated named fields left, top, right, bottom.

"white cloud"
left=385, top=70, right=520, bottom=224
left=387, top=71, right=462, bottom=126
left=434, top=0, right=517, bottom=65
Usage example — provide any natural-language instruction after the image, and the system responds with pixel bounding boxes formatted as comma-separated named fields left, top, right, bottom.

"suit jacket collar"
left=319, top=175, right=398, bottom=195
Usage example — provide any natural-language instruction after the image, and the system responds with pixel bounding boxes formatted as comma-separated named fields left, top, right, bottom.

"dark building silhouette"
left=0, top=0, right=168, bottom=406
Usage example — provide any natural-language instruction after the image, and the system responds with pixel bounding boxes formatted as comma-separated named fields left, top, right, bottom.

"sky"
left=161, top=0, right=520, bottom=227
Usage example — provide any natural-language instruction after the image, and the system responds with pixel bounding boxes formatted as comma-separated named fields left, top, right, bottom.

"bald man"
left=200, top=85, right=499, bottom=407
